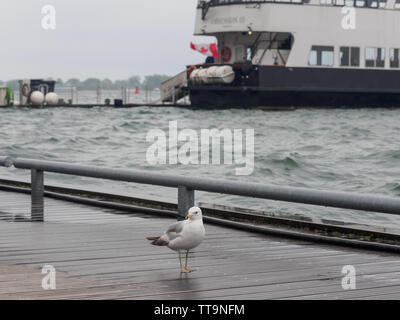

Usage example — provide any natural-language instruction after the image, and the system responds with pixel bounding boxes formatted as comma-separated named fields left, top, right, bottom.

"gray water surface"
left=1, top=106, right=400, bottom=228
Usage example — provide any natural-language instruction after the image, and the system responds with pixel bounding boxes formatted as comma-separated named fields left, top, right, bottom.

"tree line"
left=0, top=74, right=171, bottom=91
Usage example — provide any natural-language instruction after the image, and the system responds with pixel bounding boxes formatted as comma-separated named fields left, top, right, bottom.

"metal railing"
left=1, top=157, right=400, bottom=222
left=0, top=157, right=13, bottom=168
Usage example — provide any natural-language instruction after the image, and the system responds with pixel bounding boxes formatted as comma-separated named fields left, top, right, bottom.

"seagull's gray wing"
left=165, top=221, right=185, bottom=241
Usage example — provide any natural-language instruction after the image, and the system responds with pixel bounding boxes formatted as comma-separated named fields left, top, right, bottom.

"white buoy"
left=198, top=69, right=209, bottom=84
left=215, top=66, right=235, bottom=84
left=45, top=92, right=59, bottom=105
left=30, top=91, right=44, bottom=105
left=206, top=66, right=220, bottom=84
left=190, top=69, right=201, bottom=84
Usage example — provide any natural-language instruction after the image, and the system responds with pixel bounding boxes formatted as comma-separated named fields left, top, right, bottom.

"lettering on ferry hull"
left=210, top=16, right=246, bottom=26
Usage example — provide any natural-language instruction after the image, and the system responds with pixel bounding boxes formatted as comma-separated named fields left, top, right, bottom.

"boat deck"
left=0, top=190, right=399, bottom=300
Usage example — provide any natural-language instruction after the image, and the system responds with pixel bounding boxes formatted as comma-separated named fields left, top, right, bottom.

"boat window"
left=340, top=47, right=360, bottom=67
left=350, top=47, right=360, bottom=66
left=335, top=0, right=385, bottom=5
left=309, top=50, right=317, bottom=66
left=395, top=0, right=400, bottom=8
left=235, top=46, right=245, bottom=62
left=390, top=48, right=400, bottom=68
left=340, top=47, right=350, bottom=66
left=246, top=47, right=253, bottom=61
left=320, top=0, right=333, bottom=4
left=365, top=47, right=385, bottom=68
left=309, top=46, right=334, bottom=67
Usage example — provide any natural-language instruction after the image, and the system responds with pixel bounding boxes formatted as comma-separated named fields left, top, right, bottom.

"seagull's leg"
left=179, top=251, right=185, bottom=273
left=179, top=251, right=190, bottom=273
left=185, top=250, right=189, bottom=269
left=184, top=250, right=196, bottom=273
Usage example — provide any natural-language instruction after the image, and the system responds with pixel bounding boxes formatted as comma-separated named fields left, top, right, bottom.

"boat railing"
left=198, top=0, right=306, bottom=9
left=198, top=0, right=306, bottom=19
left=197, top=0, right=389, bottom=9
left=1, top=156, right=400, bottom=222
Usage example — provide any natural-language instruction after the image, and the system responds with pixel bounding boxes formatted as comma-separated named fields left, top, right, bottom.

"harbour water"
left=1, top=100, right=400, bottom=228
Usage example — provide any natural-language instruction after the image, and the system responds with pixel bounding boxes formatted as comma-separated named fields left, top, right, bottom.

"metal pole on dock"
left=31, top=169, right=44, bottom=222
left=0, top=156, right=13, bottom=167
left=121, top=87, right=128, bottom=105
left=71, top=86, right=78, bottom=104
left=145, top=87, right=149, bottom=104
left=97, top=86, right=102, bottom=105
left=178, top=186, right=194, bottom=220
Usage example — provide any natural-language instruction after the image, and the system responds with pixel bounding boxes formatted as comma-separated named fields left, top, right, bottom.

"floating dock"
left=3, top=103, right=192, bottom=109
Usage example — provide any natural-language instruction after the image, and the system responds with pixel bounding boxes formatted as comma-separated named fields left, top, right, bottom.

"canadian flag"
left=190, top=42, right=219, bottom=58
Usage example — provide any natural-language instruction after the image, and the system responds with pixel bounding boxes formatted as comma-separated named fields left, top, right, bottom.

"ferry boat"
left=168, top=0, right=400, bottom=108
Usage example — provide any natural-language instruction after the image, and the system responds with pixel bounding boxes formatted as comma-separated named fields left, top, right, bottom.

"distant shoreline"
left=0, top=74, right=171, bottom=92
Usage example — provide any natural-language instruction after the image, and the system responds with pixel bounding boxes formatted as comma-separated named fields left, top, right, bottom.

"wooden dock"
left=0, top=189, right=400, bottom=300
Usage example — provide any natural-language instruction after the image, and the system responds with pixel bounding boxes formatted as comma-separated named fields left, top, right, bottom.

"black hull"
left=188, top=66, right=400, bottom=108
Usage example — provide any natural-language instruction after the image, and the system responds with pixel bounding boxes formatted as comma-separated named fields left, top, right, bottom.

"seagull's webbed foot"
left=180, top=268, right=196, bottom=273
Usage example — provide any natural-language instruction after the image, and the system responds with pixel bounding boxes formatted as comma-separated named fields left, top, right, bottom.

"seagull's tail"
left=146, top=236, right=169, bottom=246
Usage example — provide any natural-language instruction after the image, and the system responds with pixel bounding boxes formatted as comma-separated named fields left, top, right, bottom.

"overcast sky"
left=0, top=0, right=212, bottom=81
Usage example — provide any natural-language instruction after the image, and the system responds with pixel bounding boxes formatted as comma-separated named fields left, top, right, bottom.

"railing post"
left=31, top=169, right=44, bottom=222
left=178, top=186, right=194, bottom=220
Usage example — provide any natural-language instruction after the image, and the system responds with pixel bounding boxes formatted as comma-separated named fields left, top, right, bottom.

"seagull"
left=146, top=206, right=205, bottom=273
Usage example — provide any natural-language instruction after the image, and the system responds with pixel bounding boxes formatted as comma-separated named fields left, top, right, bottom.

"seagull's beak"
left=186, top=213, right=193, bottom=220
